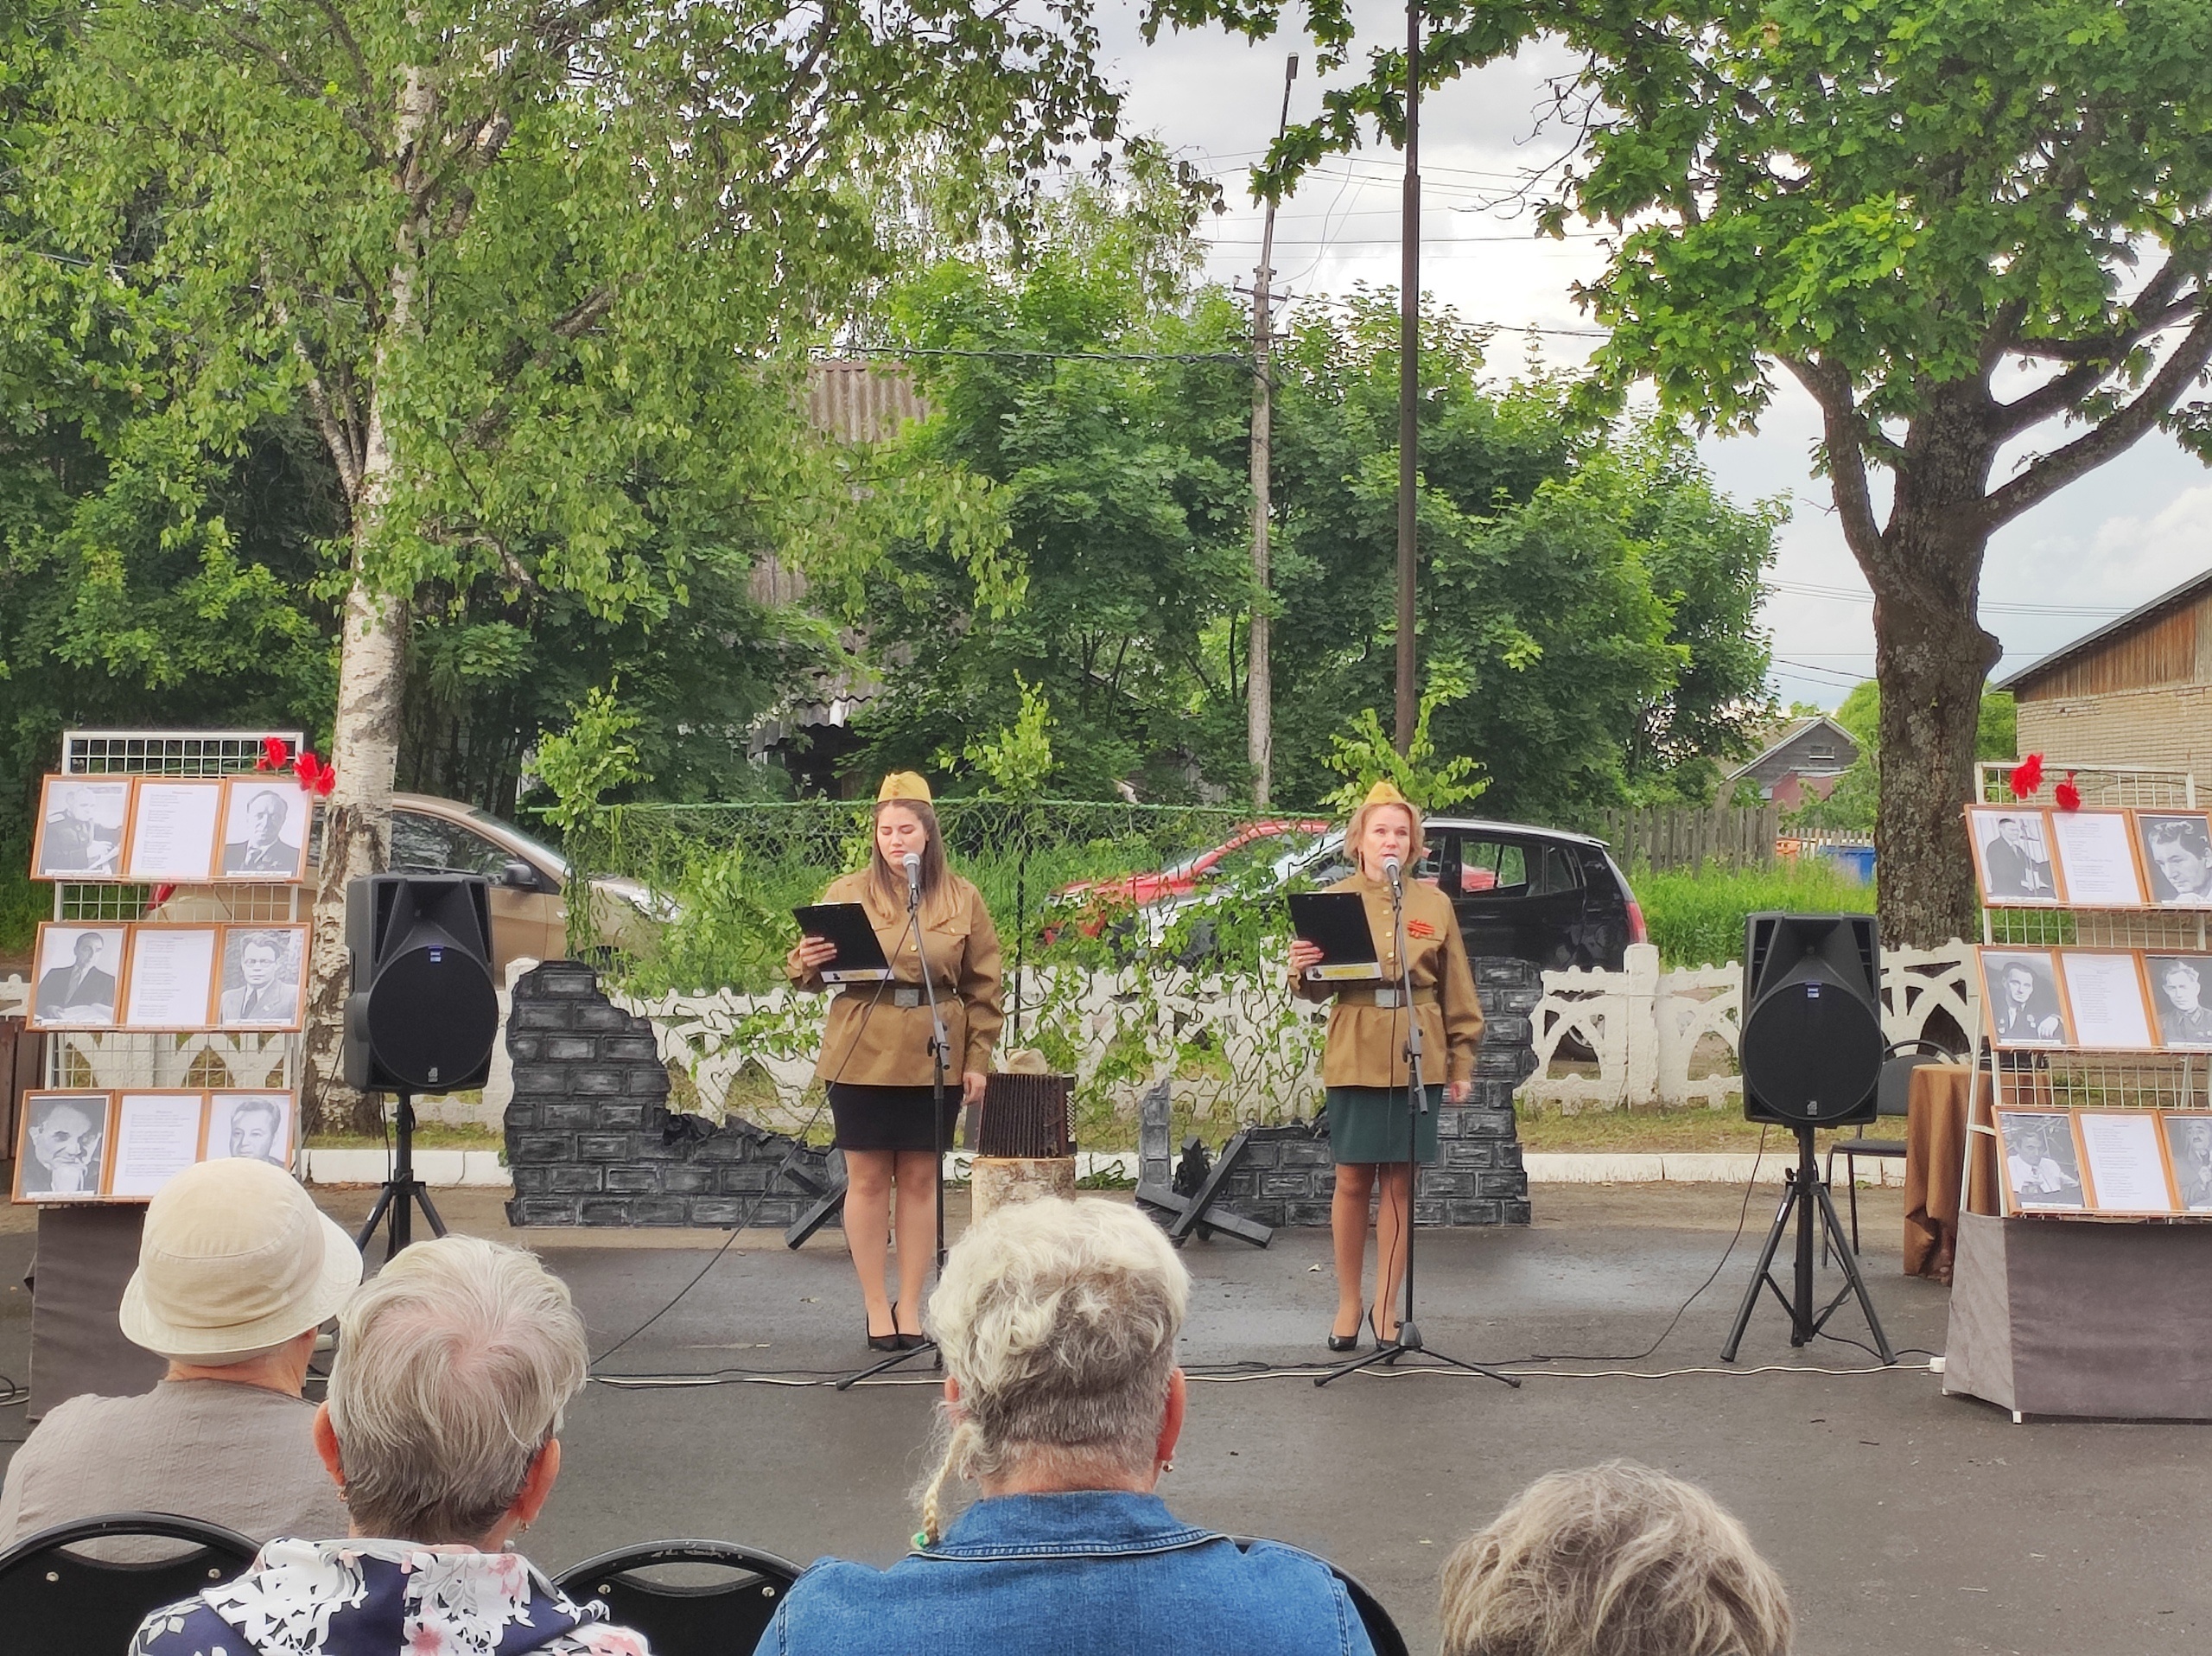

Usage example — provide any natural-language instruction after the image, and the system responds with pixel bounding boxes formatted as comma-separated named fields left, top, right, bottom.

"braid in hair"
left=914, top=1416, right=978, bottom=1548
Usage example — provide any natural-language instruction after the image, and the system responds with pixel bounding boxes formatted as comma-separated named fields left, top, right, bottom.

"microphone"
left=903, top=850, right=922, bottom=907
left=1382, top=854, right=1404, bottom=898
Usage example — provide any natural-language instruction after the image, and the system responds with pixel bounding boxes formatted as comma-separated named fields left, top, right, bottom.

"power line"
left=1766, top=580, right=2132, bottom=619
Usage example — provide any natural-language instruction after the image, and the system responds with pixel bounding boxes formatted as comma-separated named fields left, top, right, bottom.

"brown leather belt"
left=839, top=984, right=923, bottom=1009
left=1336, top=985, right=1438, bottom=1009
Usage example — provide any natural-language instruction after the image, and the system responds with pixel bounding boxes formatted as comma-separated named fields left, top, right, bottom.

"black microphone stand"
left=1319, top=863, right=1517, bottom=1391
left=838, top=869, right=951, bottom=1390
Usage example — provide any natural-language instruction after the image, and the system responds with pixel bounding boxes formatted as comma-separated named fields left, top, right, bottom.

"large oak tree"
left=1151, top=0, right=2212, bottom=943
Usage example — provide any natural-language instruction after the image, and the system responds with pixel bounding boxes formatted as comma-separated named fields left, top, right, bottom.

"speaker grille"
left=364, top=943, right=499, bottom=1091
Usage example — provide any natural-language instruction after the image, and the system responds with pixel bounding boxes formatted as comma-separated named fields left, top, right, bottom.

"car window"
left=391, top=812, right=512, bottom=878
left=1529, top=844, right=1584, bottom=896
left=1459, top=838, right=1528, bottom=895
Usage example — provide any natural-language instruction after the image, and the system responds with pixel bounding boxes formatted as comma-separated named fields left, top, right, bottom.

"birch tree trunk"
left=301, top=64, right=436, bottom=1137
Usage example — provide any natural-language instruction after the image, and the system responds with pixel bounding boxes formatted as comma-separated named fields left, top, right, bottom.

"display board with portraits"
left=29, top=773, right=310, bottom=884
left=1966, top=805, right=2212, bottom=909
left=11, top=1089, right=296, bottom=1203
left=1993, top=1106, right=2212, bottom=1218
left=1978, top=946, right=2212, bottom=1052
left=27, top=920, right=308, bottom=1032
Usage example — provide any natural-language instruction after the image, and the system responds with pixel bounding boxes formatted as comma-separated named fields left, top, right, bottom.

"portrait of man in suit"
left=2151, top=957, right=2212, bottom=1049
left=33, top=930, right=120, bottom=1025
left=1979, top=812, right=2055, bottom=900
left=2166, top=1115, right=2212, bottom=1212
left=217, top=930, right=302, bottom=1027
left=35, top=782, right=125, bottom=877
left=21, top=1097, right=106, bottom=1196
left=2143, top=816, right=2212, bottom=906
left=221, top=787, right=302, bottom=876
left=1986, top=954, right=2066, bottom=1045
left=213, top=1095, right=288, bottom=1169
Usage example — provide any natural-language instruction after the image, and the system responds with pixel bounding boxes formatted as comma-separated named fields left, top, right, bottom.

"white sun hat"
left=119, top=1158, right=364, bottom=1363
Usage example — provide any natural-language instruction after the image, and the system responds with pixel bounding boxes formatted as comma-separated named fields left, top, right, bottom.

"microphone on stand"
left=1382, top=853, right=1405, bottom=900
left=903, top=850, right=923, bottom=908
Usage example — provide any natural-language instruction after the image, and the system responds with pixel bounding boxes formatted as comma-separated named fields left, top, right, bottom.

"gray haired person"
left=760, top=1195, right=1375, bottom=1656
left=1440, top=1462, right=1794, bottom=1656
left=131, top=1235, right=650, bottom=1656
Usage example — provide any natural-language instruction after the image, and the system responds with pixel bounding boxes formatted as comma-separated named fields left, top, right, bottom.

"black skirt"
left=828, top=1082, right=957, bottom=1153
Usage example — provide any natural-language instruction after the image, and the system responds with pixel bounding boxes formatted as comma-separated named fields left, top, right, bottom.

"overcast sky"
left=1092, top=5, right=2212, bottom=711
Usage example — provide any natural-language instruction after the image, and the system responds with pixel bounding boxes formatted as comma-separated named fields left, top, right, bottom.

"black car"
left=1271, top=816, right=1646, bottom=971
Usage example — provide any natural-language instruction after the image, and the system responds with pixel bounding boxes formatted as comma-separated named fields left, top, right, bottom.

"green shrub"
left=1629, top=857, right=1873, bottom=968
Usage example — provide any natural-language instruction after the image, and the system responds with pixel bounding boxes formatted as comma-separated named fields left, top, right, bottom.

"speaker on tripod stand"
left=343, top=874, right=499, bottom=1261
left=1722, top=911, right=1897, bottom=1363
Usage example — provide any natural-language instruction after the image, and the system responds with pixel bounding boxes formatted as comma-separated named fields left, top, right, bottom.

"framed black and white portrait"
left=1968, top=807, right=2060, bottom=904
left=217, top=777, right=308, bottom=882
left=2163, top=1113, right=2212, bottom=1213
left=2139, top=813, right=2212, bottom=907
left=207, top=1092, right=292, bottom=1171
left=29, top=924, right=127, bottom=1029
left=1994, top=1109, right=2087, bottom=1213
left=215, top=925, right=307, bottom=1029
left=1980, top=949, right=2070, bottom=1048
left=2147, top=955, right=2212, bottom=1050
left=31, top=777, right=129, bottom=880
left=14, top=1092, right=113, bottom=1201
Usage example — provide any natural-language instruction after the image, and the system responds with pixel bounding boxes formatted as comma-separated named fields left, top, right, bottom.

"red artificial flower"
left=255, top=735, right=289, bottom=772
left=2009, top=753, right=2044, bottom=799
left=293, top=749, right=336, bottom=796
left=150, top=883, right=176, bottom=907
left=2055, top=771, right=2081, bottom=812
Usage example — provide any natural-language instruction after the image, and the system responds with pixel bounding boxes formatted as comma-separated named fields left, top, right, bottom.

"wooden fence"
left=1596, top=803, right=1782, bottom=871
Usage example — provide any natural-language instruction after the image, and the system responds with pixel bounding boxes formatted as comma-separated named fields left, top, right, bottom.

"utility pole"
left=1249, top=53, right=1296, bottom=806
left=1393, top=1, right=1421, bottom=754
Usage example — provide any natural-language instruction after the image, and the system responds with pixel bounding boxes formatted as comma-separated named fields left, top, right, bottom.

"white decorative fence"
left=1522, top=942, right=1980, bottom=1111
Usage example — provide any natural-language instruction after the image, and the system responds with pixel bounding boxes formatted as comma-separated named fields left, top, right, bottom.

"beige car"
left=149, top=793, right=666, bottom=976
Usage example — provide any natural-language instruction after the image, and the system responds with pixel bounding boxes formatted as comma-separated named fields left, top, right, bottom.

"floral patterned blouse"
left=129, top=1538, right=652, bottom=1656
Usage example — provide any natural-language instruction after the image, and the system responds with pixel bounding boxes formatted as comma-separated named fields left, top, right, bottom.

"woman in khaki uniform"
left=1288, top=780, right=1483, bottom=1348
left=790, top=773, right=1003, bottom=1350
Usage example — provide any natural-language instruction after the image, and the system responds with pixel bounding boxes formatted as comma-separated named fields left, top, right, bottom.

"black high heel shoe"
left=867, top=1305, right=901, bottom=1353
left=1369, top=1307, right=1398, bottom=1347
left=893, top=1308, right=926, bottom=1351
left=1325, top=1315, right=1363, bottom=1353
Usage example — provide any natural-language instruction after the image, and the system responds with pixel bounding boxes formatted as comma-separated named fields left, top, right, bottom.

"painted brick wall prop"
left=505, top=960, right=839, bottom=1227
left=1139, top=957, right=1538, bottom=1228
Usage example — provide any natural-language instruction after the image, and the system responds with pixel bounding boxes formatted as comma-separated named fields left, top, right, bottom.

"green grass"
left=1630, top=857, right=1874, bottom=968
left=305, top=1123, right=503, bottom=1150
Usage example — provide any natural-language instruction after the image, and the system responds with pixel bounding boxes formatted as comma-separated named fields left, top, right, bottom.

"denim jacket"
left=753, top=1491, right=1376, bottom=1656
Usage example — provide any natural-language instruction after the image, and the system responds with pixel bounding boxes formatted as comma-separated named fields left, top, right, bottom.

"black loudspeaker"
left=1740, top=912, right=1883, bottom=1128
left=343, top=875, right=499, bottom=1093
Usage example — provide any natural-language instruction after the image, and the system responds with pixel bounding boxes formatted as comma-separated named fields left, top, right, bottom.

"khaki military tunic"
left=788, top=870, right=1004, bottom=1085
left=1293, top=870, right=1483, bottom=1087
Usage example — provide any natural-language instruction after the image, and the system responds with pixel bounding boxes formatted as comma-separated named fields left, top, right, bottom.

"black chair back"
left=1232, top=1536, right=1408, bottom=1656
left=1876, top=1037, right=1958, bottom=1118
left=0, top=1511, right=257, bottom=1653
left=555, top=1539, right=801, bottom=1656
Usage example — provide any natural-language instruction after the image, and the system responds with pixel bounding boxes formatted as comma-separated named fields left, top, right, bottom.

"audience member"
left=0, top=1158, right=359, bottom=1549
left=130, top=1234, right=648, bottom=1656
left=757, top=1195, right=1374, bottom=1656
left=1439, top=1462, right=1793, bottom=1656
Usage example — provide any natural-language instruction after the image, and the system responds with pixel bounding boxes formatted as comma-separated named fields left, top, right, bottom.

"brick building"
left=1999, top=569, right=2212, bottom=779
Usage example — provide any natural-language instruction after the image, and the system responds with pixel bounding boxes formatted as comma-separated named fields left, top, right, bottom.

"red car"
left=1050, top=819, right=1332, bottom=939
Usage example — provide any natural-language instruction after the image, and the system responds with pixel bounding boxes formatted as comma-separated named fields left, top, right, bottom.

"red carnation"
left=2009, top=754, right=2044, bottom=799
left=255, top=736, right=289, bottom=772
left=293, top=750, right=336, bottom=796
left=2055, top=771, right=2081, bottom=812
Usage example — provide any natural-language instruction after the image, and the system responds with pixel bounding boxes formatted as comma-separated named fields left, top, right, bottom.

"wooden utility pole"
left=1249, top=54, right=1297, bottom=806
left=1393, top=2, right=1421, bottom=754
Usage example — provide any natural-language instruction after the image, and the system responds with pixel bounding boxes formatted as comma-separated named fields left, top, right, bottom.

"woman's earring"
left=1161, top=1459, right=1175, bottom=1474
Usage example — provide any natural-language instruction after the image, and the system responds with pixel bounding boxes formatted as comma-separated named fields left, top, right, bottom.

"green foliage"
left=1632, top=857, right=1874, bottom=969
left=1319, top=665, right=1487, bottom=814
left=529, top=689, right=649, bottom=835
left=1789, top=680, right=2016, bottom=831
left=948, top=676, right=1059, bottom=802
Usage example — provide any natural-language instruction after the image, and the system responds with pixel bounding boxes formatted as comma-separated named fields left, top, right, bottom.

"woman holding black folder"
left=789, top=772, right=1003, bottom=1350
left=1287, top=780, right=1483, bottom=1350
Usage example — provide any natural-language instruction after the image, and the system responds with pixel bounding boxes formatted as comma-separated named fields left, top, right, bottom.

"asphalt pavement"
left=3, top=1183, right=2207, bottom=1655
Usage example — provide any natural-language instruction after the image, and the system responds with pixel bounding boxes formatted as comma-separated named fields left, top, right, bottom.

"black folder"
left=792, top=902, right=894, bottom=983
left=1287, top=891, right=1382, bottom=982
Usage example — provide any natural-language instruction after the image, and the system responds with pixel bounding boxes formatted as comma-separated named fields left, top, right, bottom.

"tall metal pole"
left=1249, top=54, right=1297, bottom=806
left=1393, top=1, right=1421, bottom=754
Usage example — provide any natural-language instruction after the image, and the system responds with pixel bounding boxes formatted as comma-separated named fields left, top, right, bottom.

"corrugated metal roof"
left=1995, top=565, right=2212, bottom=693
left=806, top=360, right=929, bottom=444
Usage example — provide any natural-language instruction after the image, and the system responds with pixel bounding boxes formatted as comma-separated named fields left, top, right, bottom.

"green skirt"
left=1325, top=1085, right=1445, bottom=1166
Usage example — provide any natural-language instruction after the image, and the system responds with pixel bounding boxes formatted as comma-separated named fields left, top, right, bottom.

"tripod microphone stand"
left=1721, top=1124, right=1894, bottom=1363
left=838, top=875, right=952, bottom=1391
left=1319, top=864, right=1517, bottom=1392
left=355, top=1092, right=448, bottom=1264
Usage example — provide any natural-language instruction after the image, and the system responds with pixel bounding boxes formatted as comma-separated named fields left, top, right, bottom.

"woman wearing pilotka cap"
left=1287, top=780, right=1483, bottom=1351
left=790, top=772, right=1004, bottom=1352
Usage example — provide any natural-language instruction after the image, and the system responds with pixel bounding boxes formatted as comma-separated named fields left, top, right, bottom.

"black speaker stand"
left=1721, top=1125, right=1894, bottom=1364
left=356, top=1092, right=448, bottom=1265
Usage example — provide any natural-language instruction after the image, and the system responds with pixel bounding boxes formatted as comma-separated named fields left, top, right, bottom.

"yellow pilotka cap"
left=877, top=771, right=932, bottom=804
left=1361, top=780, right=1409, bottom=810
